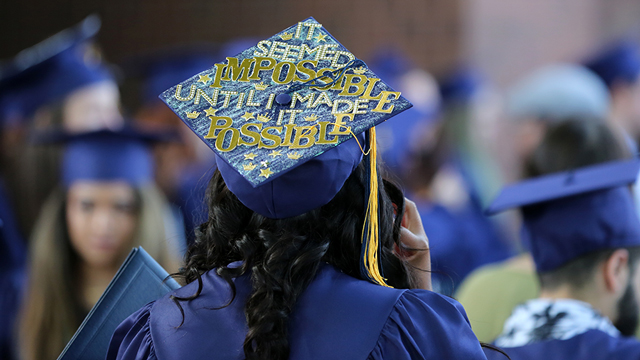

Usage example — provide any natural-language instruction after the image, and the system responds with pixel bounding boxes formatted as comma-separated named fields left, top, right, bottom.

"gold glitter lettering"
left=219, top=91, right=238, bottom=108
left=246, top=90, right=261, bottom=107
left=238, top=123, right=263, bottom=146
left=215, top=127, right=239, bottom=152
left=253, top=40, right=271, bottom=57
left=174, top=84, right=196, bottom=102
left=291, top=92, right=315, bottom=108
left=221, top=57, right=255, bottom=82
left=317, top=121, right=339, bottom=145
left=272, top=61, right=296, bottom=85
left=359, top=77, right=382, bottom=100
left=209, top=63, right=227, bottom=88
left=290, top=125, right=318, bottom=149
left=258, top=126, right=283, bottom=149
left=372, top=91, right=401, bottom=113
left=294, top=60, right=317, bottom=82
left=338, top=74, right=368, bottom=96
left=249, top=57, right=277, bottom=81
left=204, top=116, right=233, bottom=139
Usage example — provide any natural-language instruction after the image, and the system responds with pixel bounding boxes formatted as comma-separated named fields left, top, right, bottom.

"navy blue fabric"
left=175, top=161, right=216, bottom=245
left=485, top=330, right=640, bottom=360
left=62, top=130, right=154, bottom=186
left=486, top=159, right=640, bottom=271
left=439, top=68, right=483, bottom=104
left=218, top=133, right=364, bottom=219
left=107, top=264, right=487, bottom=360
left=376, top=106, right=435, bottom=171
left=523, top=187, right=640, bottom=272
left=0, top=180, right=26, bottom=360
left=585, top=41, right=640, bottom=88
left=486, top=159, right=640, bottom=215
left=0, top=15, right=111, bottom=120
left=416, top=161, right=514, bottom=294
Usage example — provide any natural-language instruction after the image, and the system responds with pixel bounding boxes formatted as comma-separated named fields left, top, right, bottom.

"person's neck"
left=539, top=285, right=613, bottom=321
left=77, top=262, right=118, bottom=311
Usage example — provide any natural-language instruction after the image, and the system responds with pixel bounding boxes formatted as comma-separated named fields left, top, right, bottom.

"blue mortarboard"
left=439, top=68, right=483, bottom=104
left=60, top=129, right=156, bottom=187
left=160, top=17, right=412, bottom=286
left=585, top=41, right=640, bottom=88
left=507, top=64, right=610, bottom=122
left=487, top=159, right=640, bottom=272
left=0, top=15, right=112, bottom=120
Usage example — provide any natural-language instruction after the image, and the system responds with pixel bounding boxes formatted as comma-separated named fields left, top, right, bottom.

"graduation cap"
left=160, top=17, right=412, bottom=286
left=487, top=159, right=640, bottom=272
left=58, top=128, right=159, bottom=187
left=585, top=41, right=640, bottom=88
left=0, top=14, right=112, bottom=120
left=439, top=67, right=483, bottom=104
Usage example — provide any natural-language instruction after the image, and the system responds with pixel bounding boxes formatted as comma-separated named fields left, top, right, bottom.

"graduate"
left=485, top=158, right=640, bottom=359
left=0, top=94, right=27, bottom=360
left=18, top=129, right=179, bottom=360
left=455, top=65, right=614, bottom=341
left=106, top=18, right=492, bottom=360
left=0, top=15, right=126, bottom=240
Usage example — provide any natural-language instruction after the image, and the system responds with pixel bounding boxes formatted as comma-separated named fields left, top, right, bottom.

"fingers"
left=399, top=227, right=429, bottom=252
left=402, top=198, right=428, bottom=240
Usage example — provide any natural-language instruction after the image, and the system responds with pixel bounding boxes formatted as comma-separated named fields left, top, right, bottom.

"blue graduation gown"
left=107, top=264, right=487, bottom=360
left=0, top=180, right=26, bottom=360
left=418, top=160, right=514, bottom=294
left=485, top=330, right=640, bottom=360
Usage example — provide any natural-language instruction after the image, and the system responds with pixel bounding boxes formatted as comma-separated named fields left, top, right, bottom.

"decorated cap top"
left=159, top=17, right=412, bottom=191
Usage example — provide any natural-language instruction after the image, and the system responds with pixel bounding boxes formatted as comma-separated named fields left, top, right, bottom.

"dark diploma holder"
left=57, top=247, right=181, bottom=360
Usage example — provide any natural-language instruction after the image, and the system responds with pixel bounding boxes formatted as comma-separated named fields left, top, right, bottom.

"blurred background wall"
left=2, top=0, right=640, bottom=88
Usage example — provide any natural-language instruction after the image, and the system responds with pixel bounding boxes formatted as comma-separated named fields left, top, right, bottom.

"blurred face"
left=514, top=119, right=547, bottom=172
left=66, top=181, right=138, bottom=269
left=62, top=80, right=124, bottom=133
left=614, top=261, right=640, bottom=336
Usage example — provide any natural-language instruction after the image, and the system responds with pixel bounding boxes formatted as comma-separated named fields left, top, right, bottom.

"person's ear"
left=603, top=249, right=630, bottom=296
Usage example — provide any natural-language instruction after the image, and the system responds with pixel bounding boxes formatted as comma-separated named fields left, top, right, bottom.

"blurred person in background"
left=585, top=40, right=640, bottom=151
left=0, top=15, right=125, bottom=240
left=369, top=49, right=441, bottom=177
left=128, top=39, right=259, bottom=248
left=458, top=119, right=631, bottom=343
left=400, top=69, right=515, bottom=294
left=126, top=47, right=218, bottom=249
left=456, top=64, right=613, bottom=342
left=484, top=122, right=638, bottom=359
left=502, top=64, right=611, bottom=179
left=17, top=130, right=180, bottom=360
left=0, top=89, right=28, bottom=360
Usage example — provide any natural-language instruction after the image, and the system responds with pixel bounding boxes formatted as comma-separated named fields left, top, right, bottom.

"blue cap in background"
left=487, top=159, right=640, bottom=272
left=585, top=40, right=640, bottom=88
left=60, top=128, right=157, bottom=187
left=439, top=68, right=484, bottom=105
left=0, top=15, right=113, bottom=121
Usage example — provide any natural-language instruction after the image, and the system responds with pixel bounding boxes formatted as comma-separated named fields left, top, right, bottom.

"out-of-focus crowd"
left=3, top=14, right=640, bottom=360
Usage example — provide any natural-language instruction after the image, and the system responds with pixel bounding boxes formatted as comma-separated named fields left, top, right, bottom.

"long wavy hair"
left=174, top=162, right=414, bottom=360
left=18, top=184, right=179, bottom=360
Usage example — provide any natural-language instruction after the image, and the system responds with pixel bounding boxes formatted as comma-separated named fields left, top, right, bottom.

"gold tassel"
left=362, top=127, right=392, bottom=287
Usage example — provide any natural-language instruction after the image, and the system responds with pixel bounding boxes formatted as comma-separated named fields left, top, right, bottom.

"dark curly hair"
left=172, top=162, right=413, bottom=360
